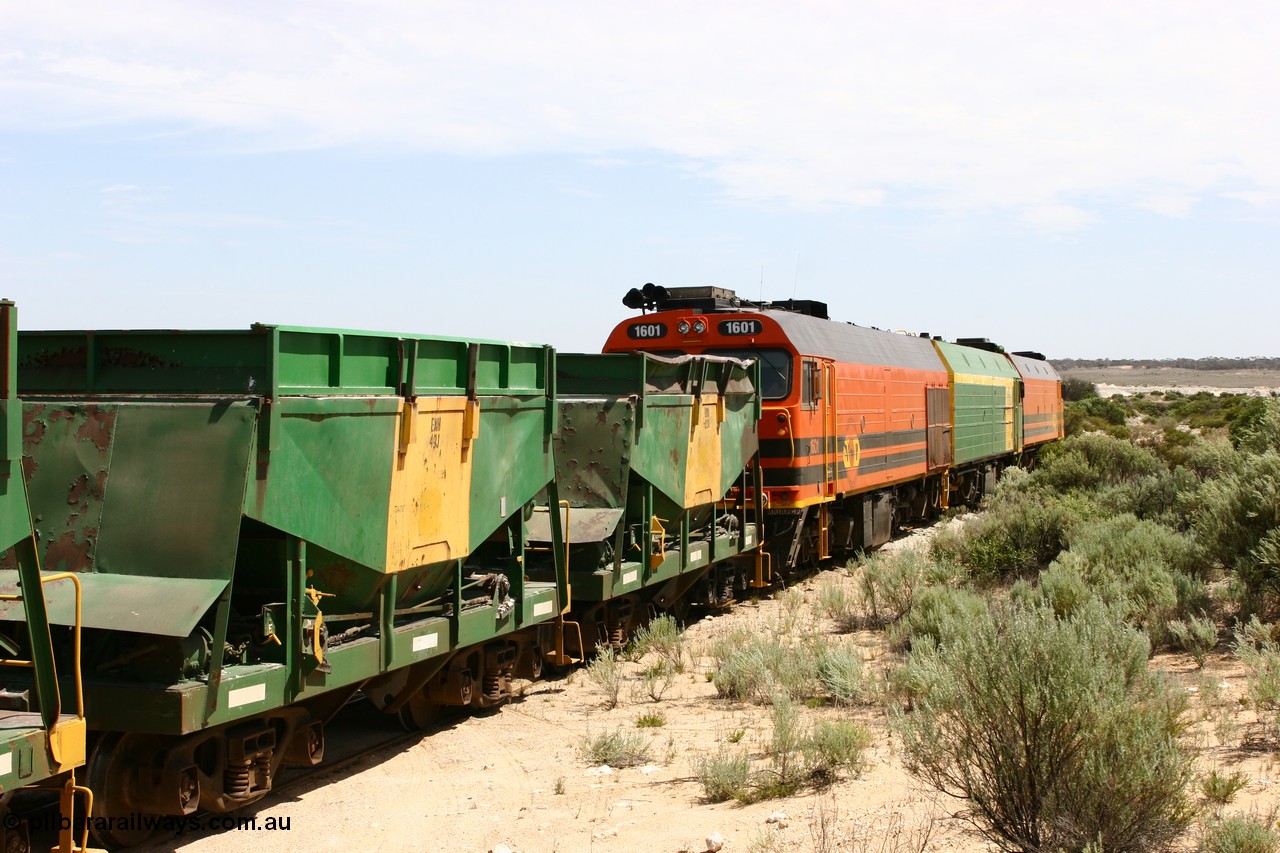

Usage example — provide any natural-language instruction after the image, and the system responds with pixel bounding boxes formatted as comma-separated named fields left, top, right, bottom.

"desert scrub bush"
left=1186, top=436, right=1242, bottom=481
left=695, top=746, right=751, bottom=802
left=1200, top=813, right=1280, bottom=853
left=888, top=585, right=988, bottom=651
left=1198, top=768, right=1249, bottom=805
left=1048, top=514, right=1208, bottom=641
left=930, top=489, right=1091, bottom=579
left=634, top=710, right=666, bottom=728
left=761, top=691, right=808, bottom=793
left=1094, top=466, right=1199, bottom=524
left=1235, top=398, right=1280, bottom=455
left=710, top=633, right=823, bottom=703
left=816, top=577, right=853, bottom=626
left=817, top=643, right=871, bottom=704
left=584, top=647, right=624, bottom=709
left=579, top=727, right=651, bottom=767
left=1168, top=615, right=1220, bottom=667
left=1036, top=432, right=1164, bottom=492
left=855, top=547, right=963, bottom=626
left=896, top=601, right=1194, bottom=853
left=637, top=659, right=677, bottom=702
left=803, top=720, right=872, bottom=781
left=632, top=613, right=687, bottom=671
left=1234, top=617, right=1280, bottom=727
left=1192, top=448, right=1280, bottom=613
left=1022, top=562, right=1095, bottom=618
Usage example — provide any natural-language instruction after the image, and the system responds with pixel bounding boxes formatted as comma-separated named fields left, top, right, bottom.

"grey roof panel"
left=1009, top=353, right=1062, bottom=381
left=761, top=310, right=946, bottom=372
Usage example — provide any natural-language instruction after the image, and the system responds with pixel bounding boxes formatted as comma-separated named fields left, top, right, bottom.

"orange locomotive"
left=603, top=284, right=1063, bottom=572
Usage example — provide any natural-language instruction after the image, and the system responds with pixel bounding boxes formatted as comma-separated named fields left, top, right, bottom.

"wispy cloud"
left=4, top=1, right=1278, bottom=231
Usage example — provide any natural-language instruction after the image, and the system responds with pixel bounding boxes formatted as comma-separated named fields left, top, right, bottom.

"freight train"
left=0, top=290, right=1061, bottom=847
left=604, top=284, right=1064, bottom=573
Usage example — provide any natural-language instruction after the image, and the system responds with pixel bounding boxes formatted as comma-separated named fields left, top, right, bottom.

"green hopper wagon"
left=0, top=322, right=569, bottom=846
left=527, top=352, right=763, bottom=652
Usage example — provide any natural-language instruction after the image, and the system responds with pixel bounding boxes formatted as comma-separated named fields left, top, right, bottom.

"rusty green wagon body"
left=0, top=323, right=569, bottom=846
left=0, top=300, right=93, bottom=853
left=527, top=352, right=763, bottom=650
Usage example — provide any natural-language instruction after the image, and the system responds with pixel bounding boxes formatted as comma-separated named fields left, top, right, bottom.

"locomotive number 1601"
left=718, top=319, right=762, bottom=336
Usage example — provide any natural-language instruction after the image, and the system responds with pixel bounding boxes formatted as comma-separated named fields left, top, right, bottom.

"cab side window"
left=801, top=359, right=822, bottom=410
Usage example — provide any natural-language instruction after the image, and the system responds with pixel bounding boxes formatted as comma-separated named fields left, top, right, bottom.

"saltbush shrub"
left=930, top=490, right=1090, bottom=579
left=1200, top=814, right=1280, bottom=853
left=888, top=585, right=988, bottom=650
left=710, top=633, right=823, bottom=703
left=1036, top=433, right=1164, bottom=492
left=1193, top=449, right=1280, bottom=612
left=896, top=602, right=1194, bottom=853
left=1050, top=514, right=1207, bottom=641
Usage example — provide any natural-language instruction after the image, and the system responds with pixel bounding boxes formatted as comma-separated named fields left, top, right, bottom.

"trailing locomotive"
left=604, top=284, right=1064, bottom=571
left=0, top=319, right=763, bottom=847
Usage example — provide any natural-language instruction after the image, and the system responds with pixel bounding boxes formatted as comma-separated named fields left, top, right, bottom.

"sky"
left=3, top=2, right=1278, bottom=358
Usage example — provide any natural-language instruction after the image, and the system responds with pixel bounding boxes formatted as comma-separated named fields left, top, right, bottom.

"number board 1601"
left=626, top=322, right=667, bottom=340
left=718, top=319, right=762, bottom=336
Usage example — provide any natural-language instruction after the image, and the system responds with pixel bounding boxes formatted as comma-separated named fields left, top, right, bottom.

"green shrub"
left=631, top=614, right=687, bottom=672
left=635, top=711, right=666, bottom=728
left=1168, top=616, right=1219, bottom=667
left=855, top=548, right=934, bottom=625
left=804, top=720, right=872, bottom=780
left=762, top=692, right=808, bottom=790
left=1033, top=562, right=1095, bottom=618
left=816, top=643, right=869, bottom=704
left=1094, top=467, right=1199, bottom=524
left=638, top=659, right=677, bottom=702
left=1235, top=399, right=1280, bottom=455
left=695, top=746, right=751, bottom=802
left=896, top=602, right=1194, bottom=853
left=930, top=490, right=1090, bottom=579
left=1201, top=813, right=1280, bottom=853
left=888, top=585, right=988, bottom=650
left=585, top=648, right=624, bottom=709
left=1193, top=449, right=1280, bottom=612
left=710, top=633, right=823, bottom=703
left=580, top=727, right=651, bottom=767
left=1051, top=513, right=1206, bottom=640
left=1235, top=617, right=1280, bottom=725
left=1062, top=377, right=1098, bottom=402
left=1036, top=433, right=1164, bottom=492
left=1198, top=768, right=1249, bottom=805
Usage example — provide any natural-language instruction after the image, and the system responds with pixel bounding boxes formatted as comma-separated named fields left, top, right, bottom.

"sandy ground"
left=139, top=525, right=1280, bottom=853
left=1059, top=366, right=1280, bottom=398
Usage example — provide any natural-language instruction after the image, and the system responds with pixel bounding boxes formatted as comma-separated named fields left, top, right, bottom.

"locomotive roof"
left=1008, top=351, right=1063, bottom=380
left=755, top=308, right=946, bottom=373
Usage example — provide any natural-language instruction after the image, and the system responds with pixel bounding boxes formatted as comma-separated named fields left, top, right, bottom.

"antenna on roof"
left=792, top=253, right=800, bottom=299
left=759, top=265, right=764, bottom=301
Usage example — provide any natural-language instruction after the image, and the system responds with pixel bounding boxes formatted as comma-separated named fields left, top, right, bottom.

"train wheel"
left=396, top=691, right=440, bottom=731
left=86, top=732, right=177, bottom=848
